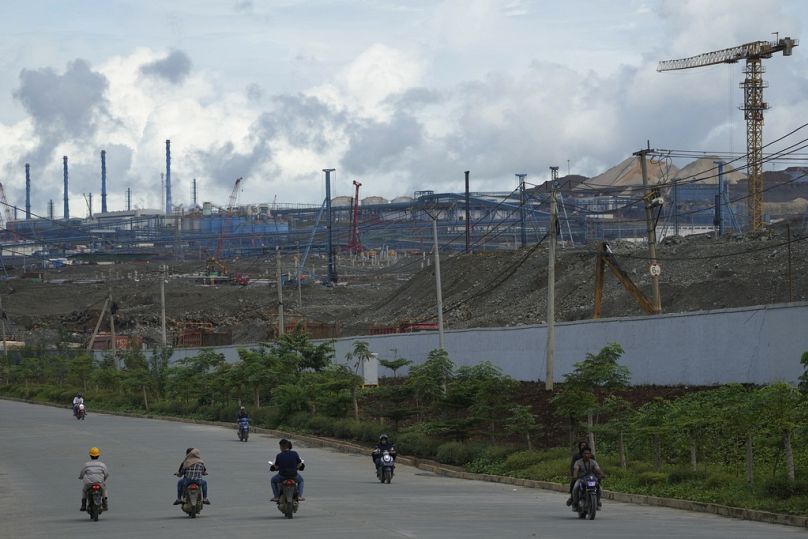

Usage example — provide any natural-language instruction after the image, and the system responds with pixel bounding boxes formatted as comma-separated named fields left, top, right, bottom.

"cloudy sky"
left=0, top=0, right=806, bottom=215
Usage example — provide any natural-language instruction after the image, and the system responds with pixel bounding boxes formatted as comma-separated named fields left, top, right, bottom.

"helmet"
left=240, top=406, right=245, bottom=410
left=279, top=438, right=292, bottom=449
left=379, top=433, right=389, bottom=442
left=88, top=447, right=101, bottom=457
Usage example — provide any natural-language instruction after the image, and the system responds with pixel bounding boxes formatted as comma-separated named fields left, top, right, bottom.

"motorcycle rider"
left=79, top=447, right=109, bottom=511
left=270, top=438, right=305, bottom=502
left=173, top=447, right=210, bottom=505
left=371, top=434, right=397, bottom=475
left=72, top=393, right=84, bottom=417
left=566, top=440, right=590, bottom=506
left=237, top=406, right=249, bottom=420
left=570, top=447, right=604, bottom=511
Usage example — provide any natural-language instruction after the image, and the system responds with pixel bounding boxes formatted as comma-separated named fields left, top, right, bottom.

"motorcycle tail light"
left=284, top=480, right=295, bottom=485
left=91, top=484, right=102, bottom=491
left=189, top=484, right=199, bottom=490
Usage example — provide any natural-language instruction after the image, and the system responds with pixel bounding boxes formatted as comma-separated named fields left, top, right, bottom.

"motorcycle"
left=376, top=450, right=395, bottom=484
left=237, top=418, right=250, bottom=442
left=75, top=403, right=86, bottom=420
left=573, top=473, right=600, bottom=520
left=269, top=460, right=304, bottom=519
left=85, top=482, right=105, bottom=521
left=176, top=473, right=207, bottom=518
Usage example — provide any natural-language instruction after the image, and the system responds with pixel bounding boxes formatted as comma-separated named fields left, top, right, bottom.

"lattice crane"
left=227, top=176, right=244, bottom=213
left=658, top=35, right=798, bottom=231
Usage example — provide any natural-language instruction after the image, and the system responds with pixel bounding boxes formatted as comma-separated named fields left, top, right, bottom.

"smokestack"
left=101, top=150, right=108, bottom=213
left=165, top=139, right=172, bottom=214
left=63, top=156, right=69, bottom=219
left=48, top=199, right=54, bottom=220
left=192, top=178, right=197, bottom=208
left=25, top=163, right=31, bottom=220
left=126, top=187, right=131, bottom=211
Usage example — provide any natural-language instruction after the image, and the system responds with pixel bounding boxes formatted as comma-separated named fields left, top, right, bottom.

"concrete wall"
left=119, top=302, right=808, bottom=386
left=330, top=302, right=808, bottom=385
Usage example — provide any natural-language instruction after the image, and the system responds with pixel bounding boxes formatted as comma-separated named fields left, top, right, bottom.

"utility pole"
left=0, top=294, right=7, bottom=360
left=323, top=169, right=337, bottom=284
left=464, top=171, right=471, bottom=253
left=276, top=246, right=285, bottom=336
left=516, top=174, right=527, bottom=248
left=430, top=212, right=445, bottom=349
left=108, top=286, right=118, bottom=369
left=634, top=147, right=662, bottom=313
left=787, top=223, right=794, bottom=302
left=160, top=265, right=167, bottom=347
left=545, top=166, right=559, bottom=391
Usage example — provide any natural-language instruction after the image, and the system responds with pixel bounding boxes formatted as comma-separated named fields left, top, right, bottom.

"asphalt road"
left=0, top=400, right=804, bottom=539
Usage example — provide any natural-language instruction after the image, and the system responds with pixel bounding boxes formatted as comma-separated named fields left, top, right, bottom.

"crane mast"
left=658, top=36, right=798, bottom=231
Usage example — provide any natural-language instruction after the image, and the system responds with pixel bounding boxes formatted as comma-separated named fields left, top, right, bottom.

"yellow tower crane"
left=658, top=35, right=798, bottom=231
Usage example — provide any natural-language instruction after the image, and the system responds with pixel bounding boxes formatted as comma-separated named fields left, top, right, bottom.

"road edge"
left=3, top=396, right=806, bottom=529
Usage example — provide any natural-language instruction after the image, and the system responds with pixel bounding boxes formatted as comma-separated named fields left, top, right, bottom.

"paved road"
left=0, top=400, right=804, bottom=539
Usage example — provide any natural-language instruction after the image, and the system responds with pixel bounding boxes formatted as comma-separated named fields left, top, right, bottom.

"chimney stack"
left=63, top=156, right=69, bottom=219
left=25, top=163, right=31, bottom=219
left=165, top=139, right=172, bottom=214
left=101, top=150, right=108, bottom=213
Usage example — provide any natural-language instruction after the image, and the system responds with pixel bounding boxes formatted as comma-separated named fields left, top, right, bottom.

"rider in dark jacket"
left=371, top=434, right=397, bottom=473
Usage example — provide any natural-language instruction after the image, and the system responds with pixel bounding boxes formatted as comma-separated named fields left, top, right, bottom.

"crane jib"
left=657, top=37, right=798, bottom=72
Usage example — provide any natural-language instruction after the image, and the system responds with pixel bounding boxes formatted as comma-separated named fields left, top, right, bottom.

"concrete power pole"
left=634, top=147, right=662, bottom=313
left=545, top=166, right=559, bottom=391
left=464, top=171, right=471, bottom=254
left=431, top=214, right=445, bottom=349
left=276, top=246, right=285, bottom=336
left=160, top=266, right=167, bottom=347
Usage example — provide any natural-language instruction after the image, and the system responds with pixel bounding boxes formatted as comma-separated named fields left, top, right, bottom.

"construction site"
left=0, top=35, right=806, bottom=352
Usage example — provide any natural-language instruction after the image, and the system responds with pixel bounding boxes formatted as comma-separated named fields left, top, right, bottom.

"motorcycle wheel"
left=587, top=492, right=597, bottom=520
left=383, top=467, right=392, bottom=484
left=88, top=504, right=98, bottom=522
left=244, top=432, right=248, bottom=442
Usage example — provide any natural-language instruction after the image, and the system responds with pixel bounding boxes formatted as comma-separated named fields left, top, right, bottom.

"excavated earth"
left=2, top=222, right=806, bottom=347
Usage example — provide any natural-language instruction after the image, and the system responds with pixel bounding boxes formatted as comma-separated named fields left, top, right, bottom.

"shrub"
left=704, top=471, right=737, bottom=490
left=435, top=442, right=486, bottom=466
left=667, top=467, right=708, bottom=485
left=396, top=432, right=440, bottom=458
left=757, top=476, right=808, bottom=500
left=520, top=457, right=569, bottom=482
left=503, top=450, right=546, bottom=471
left=637, top=472, right=668, bottom=486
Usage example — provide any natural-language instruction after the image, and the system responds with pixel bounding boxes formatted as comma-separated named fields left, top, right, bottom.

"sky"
left=0, top=0, right=806, bottom=216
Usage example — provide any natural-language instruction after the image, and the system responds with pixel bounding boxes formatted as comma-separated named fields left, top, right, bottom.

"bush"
left=637, top=472, right=668, bottom=486
left=503, top=450, right=547, bottom=471
left=396, top=432, right=440, bottom=458
left=757, top=476, right=808, bottom=500
left=704, top=471, right=738, bottom=490
left=435, top=442, right=485, bottom=466
left=520, top=457, right=569, bottom=482
left=667, top=467, right=708, bottom=485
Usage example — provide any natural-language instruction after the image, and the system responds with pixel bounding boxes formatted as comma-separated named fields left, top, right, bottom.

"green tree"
left=378, top=357, right=412, bottom=378
left=505, top=404, right=541, bottom=450
left=344, top=341, right=374, bottom=420
left=799, top=352, right=808, bottom=393
left=449, top=362, right=518, bottom=442
left=598, top=396, right=634, bottom=468
left=555, top=342, right=630, bottom=452
left=67, top=354, right=95, bottom=393
left=757, top=383, right=805, bottom=483
left=631, top=398, right=672, bottom=471
left=667, top=391, right=717, bottom=471
left=407, top=349, right=454, bottom=418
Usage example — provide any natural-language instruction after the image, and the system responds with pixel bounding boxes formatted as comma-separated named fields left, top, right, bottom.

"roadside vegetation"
left=1, top=327, right=807, bottom=515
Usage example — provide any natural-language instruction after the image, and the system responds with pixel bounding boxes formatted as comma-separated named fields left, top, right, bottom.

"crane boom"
left=227, top=177, right=243, bottom=212
left=657, top=37, right=797, bottom=71
left=657, top=35, right=798, bottom=231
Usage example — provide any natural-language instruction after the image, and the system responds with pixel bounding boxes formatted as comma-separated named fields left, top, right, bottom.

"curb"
left=3, top=396, right=806, bottom=528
